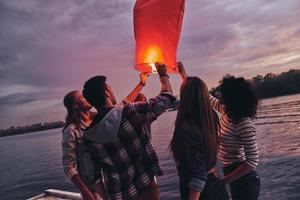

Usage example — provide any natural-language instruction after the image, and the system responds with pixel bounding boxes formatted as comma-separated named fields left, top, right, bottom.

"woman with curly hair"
left=210, top=75, right=260, bottom=200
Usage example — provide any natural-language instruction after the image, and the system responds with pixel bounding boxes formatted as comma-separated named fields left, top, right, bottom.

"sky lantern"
left=134, top=0, right=185, bottom=73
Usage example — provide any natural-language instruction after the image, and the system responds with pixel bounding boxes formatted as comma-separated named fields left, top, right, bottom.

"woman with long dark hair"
left=210, top=75, right=260, bottom=200
left=62, top=90, right=107, bottom=200
left=170, top=65, right=228, bottom=200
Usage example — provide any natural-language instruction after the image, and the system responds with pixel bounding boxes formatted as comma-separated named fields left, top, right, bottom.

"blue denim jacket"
left=173, top=123, right=208, bottom=199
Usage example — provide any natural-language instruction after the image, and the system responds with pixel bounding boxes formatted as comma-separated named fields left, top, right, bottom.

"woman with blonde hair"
left=62, top=90, right=107, bottom=200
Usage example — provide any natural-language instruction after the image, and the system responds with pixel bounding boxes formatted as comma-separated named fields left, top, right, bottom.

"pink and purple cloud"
left=0, top=0, right=300, bottom=128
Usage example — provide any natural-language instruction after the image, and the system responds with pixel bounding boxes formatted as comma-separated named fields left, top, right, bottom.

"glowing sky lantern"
left=134, top=0, right=185, bottom=73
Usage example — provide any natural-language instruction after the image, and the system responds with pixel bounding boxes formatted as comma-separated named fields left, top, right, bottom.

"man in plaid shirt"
left=82, top=64, right=175, bottom=200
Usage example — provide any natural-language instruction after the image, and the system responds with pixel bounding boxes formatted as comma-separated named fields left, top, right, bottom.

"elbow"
left=246, top=158, right=259, bottom=169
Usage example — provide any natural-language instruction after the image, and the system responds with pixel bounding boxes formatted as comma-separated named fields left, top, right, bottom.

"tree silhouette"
left=210, top=69, right=300, bottom=99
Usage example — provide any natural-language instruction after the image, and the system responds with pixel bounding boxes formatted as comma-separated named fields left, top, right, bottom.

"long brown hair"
left=63, top=90, right=80, bottom=130
left=170, top=77, right=219, bottom=170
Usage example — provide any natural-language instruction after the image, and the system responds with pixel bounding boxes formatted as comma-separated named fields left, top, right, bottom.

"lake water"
left=0, top=94, right=300, bottom=200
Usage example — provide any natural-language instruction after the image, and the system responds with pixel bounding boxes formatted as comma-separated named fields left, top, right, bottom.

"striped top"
left=210, top=96, right=259, bottom=168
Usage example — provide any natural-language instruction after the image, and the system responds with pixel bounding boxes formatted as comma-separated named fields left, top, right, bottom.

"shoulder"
left=63, top=124, right=76, bottom=132
left=62, top=124, right=80, bottom=138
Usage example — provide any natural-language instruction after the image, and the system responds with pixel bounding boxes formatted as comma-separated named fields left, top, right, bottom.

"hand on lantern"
left=140, top=72, right=150, bottom=86
left=155, top=62, right=172, bottom=94
left=155, top=62, right=168, bottom=77
left=176, top=62, right=187, bottom=80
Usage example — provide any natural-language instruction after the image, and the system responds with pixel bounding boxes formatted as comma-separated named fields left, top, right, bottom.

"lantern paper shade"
left=134, top=0, right=185, bottom=73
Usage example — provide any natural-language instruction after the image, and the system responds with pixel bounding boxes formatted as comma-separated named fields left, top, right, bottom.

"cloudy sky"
left=0, top=0, right=300, bottom=129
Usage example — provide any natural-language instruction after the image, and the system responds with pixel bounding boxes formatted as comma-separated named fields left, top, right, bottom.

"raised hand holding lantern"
left=134, top=0, right=185, bottom=73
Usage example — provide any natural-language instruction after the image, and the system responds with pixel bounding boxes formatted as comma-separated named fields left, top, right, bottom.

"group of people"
left=61, top=62, right=260, bottom=200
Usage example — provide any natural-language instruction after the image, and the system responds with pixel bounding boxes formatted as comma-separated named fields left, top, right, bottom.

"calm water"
left=0, top=94, right=300, bottom=200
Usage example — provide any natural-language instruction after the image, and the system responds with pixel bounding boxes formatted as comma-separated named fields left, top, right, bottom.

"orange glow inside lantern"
left=135, top=46, right=163, bottom=73
left=134, top=0, right=185, bottom=74
left=144, top=46, right=164, bottom=64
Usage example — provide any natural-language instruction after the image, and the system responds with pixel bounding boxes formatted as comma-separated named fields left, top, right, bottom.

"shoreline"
left=0, top=122, right=64, bottom=138
left=1, top=93, right=299, bottom=138
left=258, top=92, right=300, bottom=100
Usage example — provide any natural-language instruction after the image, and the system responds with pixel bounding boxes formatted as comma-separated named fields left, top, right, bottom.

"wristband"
left=139, top=82, right=146, bottom=86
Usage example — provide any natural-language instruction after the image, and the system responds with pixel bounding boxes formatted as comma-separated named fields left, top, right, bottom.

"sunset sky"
left=1, top=0, right=300, bottom=129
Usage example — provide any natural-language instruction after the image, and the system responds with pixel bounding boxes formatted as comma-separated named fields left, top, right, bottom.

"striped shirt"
left=210, top=96, right=259, bottom=168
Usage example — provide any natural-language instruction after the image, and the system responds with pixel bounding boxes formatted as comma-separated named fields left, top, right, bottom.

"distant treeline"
left=0, top=121, right=65, bottom=137
left=210, top=69, right=300, bottom=99
left=251, top=70, right=300, bottom=98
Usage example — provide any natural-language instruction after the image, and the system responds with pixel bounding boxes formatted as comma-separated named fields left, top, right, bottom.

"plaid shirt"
left=84, top=92, right=176, bottom=200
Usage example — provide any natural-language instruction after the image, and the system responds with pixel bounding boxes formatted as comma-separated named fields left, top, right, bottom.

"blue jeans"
left=223, top=162, right=260, bottom=200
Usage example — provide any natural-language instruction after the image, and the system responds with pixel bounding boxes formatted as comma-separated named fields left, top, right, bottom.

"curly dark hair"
left=219, top=75, right=258, bottom=123
left=83, top=75, right=107, bottom=109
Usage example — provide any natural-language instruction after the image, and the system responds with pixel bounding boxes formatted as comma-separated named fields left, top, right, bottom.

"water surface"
left=0, top=94, right=300, bottom=200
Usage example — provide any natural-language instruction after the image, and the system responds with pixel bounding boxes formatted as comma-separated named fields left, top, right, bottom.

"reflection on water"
left=257, top=95, right=300, bottom=125
left=255, top=94, right=300, bottom=200
left=0, top=94, right=300, bottom=200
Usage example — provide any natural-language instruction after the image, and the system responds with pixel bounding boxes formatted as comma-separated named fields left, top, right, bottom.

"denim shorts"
left=223, top=162, right=260, bottom=200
